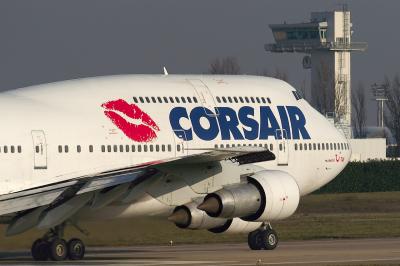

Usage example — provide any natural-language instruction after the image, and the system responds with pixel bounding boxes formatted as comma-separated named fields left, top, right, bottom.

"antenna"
left=163, top=67, right=169, bottom=76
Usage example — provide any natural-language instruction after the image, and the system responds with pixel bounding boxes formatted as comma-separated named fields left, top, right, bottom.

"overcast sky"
left=1, top=0, right=399, bottom=125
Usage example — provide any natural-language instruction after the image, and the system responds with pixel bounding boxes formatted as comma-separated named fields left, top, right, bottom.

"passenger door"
left=31, top=130, right=47, bottom=169
left=276, top=129, right=289, bottom=166
left=187, top=79, right=218, bottom=116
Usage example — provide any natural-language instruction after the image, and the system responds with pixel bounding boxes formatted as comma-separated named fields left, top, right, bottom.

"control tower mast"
left=265, top=7, right=367, bottom=138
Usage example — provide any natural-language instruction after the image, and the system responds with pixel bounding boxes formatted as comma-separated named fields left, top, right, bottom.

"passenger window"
left=144, top=145, right=148, bottom=152
left=309, top=143, right=312, bottom=150
left=245, top=97, right=250, bottom=103
left=132, top=145, right=135, bottom=152
left=156, top=145, right=160, bottom=152
left=216, top=96, right=221, bottom=103
left=150, top=145, right=154, bottom=152
left=145, top=97, right=150, bottom=103
left=133, top=97, right=138, bottom=103
left=157, top=97, right=162, bottom=103
left=168, top=144, right=172, bottom=152
left=138, top=145, right=142, bottom=152
left=318, top=143, right=321, bottom=150
left=89, top=145, right=93, bottom=152
left=299, top=143, right=303, bottom=150
left=187, top=97, right=192, bottom=103
left=261, top=97, right=266, bottom=104
left=177, top=145, right=181, bottom=152
left=334, top=143, right=337, bottom=150
left=10, top=146, right=15, bottom=153
left=107, top=145, right=112, bottom=152
left=175, top=97, right=180, bottom=103
left=119, top=145, right=124, bottom=152
left=239, top=97, right=244, bottom=103
left=77, top=145, right=81, bottom=153
left=227, top=97, right=232, bottom=103
left=64, top=145, right=69, bottom=153
left=139, top=97, right=144, bottom=103
left=17, top=146, right=22, bottom=153
left=330, top=143, right=333, bottom=150
left=162, top=144, right=166, bottom=152
left=163, top=96, right=168, bottom=103
left=222, top=97, right=227, bottom=103
left=267, top=98, right=271, bottom=103
left=58, top=145, right=62, bottom=153
left=321, top=143, right=325, bottom=150
left=269, top=144, right=273, bottom=151
left=101, top=145, right=105, bottom=152
left=220, top=144, right=224, bottom=148
left=233, top=97, right=238, bottom=103
left=193, top=97, right=198, bottom=103
left=250, top=97, right=255, bottom=103
left=295, top=143, right=298, bottom=150
left=313, top=143, right=316, bottom=150
left=181, top=97, right=186, bottom=103
left=304, top=143, right=307, bottom=150
left=169, top=97, right=174, bottom=103
left=113, top=145, right=118, bottom=152
left=256, top=97, right=261, bottom=103
left=125, top=145, right=130, bottom=152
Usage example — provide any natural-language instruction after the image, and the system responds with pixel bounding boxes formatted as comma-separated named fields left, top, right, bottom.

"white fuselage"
left=0, top=75, right=350, bottom=219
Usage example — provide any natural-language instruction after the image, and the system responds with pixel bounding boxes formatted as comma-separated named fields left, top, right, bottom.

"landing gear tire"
left=247, top=230, right=262, bottom=250
left=68, top=238, right=85, bottom=260
left=259, top=229, right=278, bottom=250
left=31, top=239, right=49, bottom=261
left=49, top=238, right=68, bottom=261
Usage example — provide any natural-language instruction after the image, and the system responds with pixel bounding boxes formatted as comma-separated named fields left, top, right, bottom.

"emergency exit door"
left=31, top=130, right=47, bottom=169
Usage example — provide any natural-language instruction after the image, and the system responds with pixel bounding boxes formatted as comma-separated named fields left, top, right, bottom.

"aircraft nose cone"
left=197, top=197, right=220, bottom=215
left=168, top=209, right=190, bottom=227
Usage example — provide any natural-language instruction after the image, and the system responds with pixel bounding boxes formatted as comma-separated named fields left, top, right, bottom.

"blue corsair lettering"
left=216, top=107, right=244, bottom=140
left=169, top=107, right=193, bottom=140
left=286, top=106, right=311, bottom=139
left=238, top=106, right=258, bottom=140
left=169, top=106, right=311, bottom=141
left=277, top=106, right=291, bottom=139
left=190, top=107, right=219, bottom=141
left=259, top=106, right=280, bottom=140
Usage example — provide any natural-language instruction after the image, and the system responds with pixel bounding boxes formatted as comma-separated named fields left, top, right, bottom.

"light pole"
left=371, top=83, right=388, bottom=128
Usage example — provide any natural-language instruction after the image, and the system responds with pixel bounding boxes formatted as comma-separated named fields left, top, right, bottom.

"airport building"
left=265, top=8, right=388, bottom=161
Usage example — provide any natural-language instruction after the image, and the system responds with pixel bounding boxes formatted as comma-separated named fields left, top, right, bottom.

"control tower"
left=265, top=8, right=367, bottom=138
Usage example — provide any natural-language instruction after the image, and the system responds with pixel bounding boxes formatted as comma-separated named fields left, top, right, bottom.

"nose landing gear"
left=31, top=224, right=86, bottom=261
left=247, top=223, right=279, bottom=250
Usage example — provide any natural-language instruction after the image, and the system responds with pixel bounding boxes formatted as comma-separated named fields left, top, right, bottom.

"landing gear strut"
left=247, top=223, right=278, bottom=250
left=31, top=224, right=86, bottom=261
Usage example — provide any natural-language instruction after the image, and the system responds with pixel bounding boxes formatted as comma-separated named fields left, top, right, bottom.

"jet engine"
left=168, top=201, right=227, bottom=230
left=209, top=218, right=262, bottom=234
left=198, top=170, right=300, bottom=222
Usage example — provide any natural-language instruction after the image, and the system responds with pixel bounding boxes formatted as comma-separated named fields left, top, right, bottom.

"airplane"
left=0, top=74, right=350, bottom=261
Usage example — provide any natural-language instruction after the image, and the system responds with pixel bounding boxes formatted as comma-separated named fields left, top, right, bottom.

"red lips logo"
left=102, top=99, right=160, bottom=142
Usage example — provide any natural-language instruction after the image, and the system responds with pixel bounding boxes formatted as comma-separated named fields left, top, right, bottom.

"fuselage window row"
left=215, top=96, right=271, bottom=104
left=0, top=145, right=22, bottom=154
left=133, top=96, right=198, bottom=104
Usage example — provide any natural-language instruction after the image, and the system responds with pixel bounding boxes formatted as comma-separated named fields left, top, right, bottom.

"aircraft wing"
left=0, top=147, right=274, bottom=233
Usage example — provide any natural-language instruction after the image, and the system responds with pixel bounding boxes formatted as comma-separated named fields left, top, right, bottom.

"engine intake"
left=198, top=170, right=300, bottom=222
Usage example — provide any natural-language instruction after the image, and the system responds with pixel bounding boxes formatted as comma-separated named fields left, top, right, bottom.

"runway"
left=1, top=238, right=400, bottom=265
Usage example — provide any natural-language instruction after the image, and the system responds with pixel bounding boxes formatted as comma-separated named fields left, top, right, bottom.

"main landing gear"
left=248, top=223, right=278, bottom=250
left=31, top=224, right=86, bottom=261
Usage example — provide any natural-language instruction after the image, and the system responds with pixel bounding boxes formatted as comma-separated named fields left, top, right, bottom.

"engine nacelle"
left=198, top=170, right=300, bottom=222
left=168, top=201, right=227, bottom=230
left=209, top=218, right=262, bottom=234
